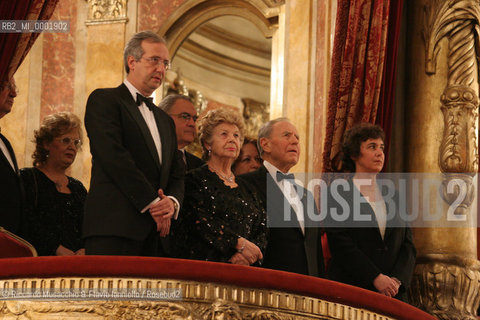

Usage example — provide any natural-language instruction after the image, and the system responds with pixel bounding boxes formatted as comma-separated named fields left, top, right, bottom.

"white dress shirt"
left=264, top=160, right=305, bottom=233
left=124, top=80, right=162, bottom=164
left=353, top=178, right=387, bottom=239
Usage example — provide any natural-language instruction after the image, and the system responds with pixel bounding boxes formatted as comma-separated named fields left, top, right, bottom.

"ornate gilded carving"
left=412, top=1, right=480, bottom=318
left=423, top=0, right=479, bottom=219
left=439, top=86, right=478, bottom=173
left=438, top=85, right=478, bottom=216
left=199, top=299, right=242, bottom=320
left=440, top=173, right=476, bottom=215
left=166, top=72, right=208, bottom=114
left=246, top=310, right=287, bottom=319
left=409, top=255, right=480, bottom=320
left=0, top=277, right=395, bottom=320
left=85, top=0, right=128, bottom=25
left=1, top=300, right=197, bottom=319
left=243, top=98, right=270, bottom=139
left=423, top=0, right=480, bottom=76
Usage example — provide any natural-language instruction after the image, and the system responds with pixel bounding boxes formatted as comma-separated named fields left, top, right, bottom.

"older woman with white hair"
left=172, top=108, right=266, bottom=265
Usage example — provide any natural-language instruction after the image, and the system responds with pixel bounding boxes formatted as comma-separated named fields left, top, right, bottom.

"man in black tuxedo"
left=0, top=78, right=23, bottom=235
left=83, top=31, right=184, bottom=256
left=159, top=94, right=204, bottom=172
left=240, top=118, right=325, bottom=277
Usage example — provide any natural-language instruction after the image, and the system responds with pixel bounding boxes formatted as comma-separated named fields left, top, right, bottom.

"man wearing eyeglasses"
left=83, top=31, right=184, bottom=257
left=159, top=94, right=204, bottom=172
left=0, top=77, right=23, bottom=235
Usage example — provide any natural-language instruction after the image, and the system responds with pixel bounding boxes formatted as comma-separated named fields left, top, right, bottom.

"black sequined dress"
left=172, top=165, right=267, bottom=263
left=20, top=167, right=87, bottom=256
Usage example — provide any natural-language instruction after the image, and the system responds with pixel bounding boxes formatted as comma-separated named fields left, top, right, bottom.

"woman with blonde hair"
left=20, top=112, right=87, bottom=256
left=173, top=108, right=266, bottom=265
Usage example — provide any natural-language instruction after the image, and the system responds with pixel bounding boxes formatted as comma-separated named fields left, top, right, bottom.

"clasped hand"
left=373, top=273, right=400, bottom=297
left=149, top=189, right=174, bottom=237
left=228, top=237, right=263, bottom=265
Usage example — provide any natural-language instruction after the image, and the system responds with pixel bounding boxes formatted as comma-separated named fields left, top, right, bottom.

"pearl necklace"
left=208, top=166, right=234, bottom=182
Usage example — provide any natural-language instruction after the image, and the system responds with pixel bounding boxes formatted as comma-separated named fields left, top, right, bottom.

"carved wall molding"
left=175, top=50, right=270, bottom=88
left=181, top=39, right=271, bottom=77
left=0, top=276, right=395, bottom=320
left=85, top=0, right=128, bottom=25
left=158, top=0, right=280, bottom=57
left=196, top=23, right=271, bottom=59
left=409, top=254, right=480, bottom=320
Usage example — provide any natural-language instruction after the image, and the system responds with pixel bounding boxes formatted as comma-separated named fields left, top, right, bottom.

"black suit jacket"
left=83, top=84, right=184, bottom=243
left=185, top=151, right=204, bottom=172
left=240, top=165, right=325, bottom=277
left=0, top=133, right=23, bottom=234
left=326, top=179, right=416, bottom=300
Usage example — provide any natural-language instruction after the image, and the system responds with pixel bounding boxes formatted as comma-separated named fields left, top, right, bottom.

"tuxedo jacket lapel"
left=383, top=193, right=400, bottom=242
left=351, top=181, right=385, bottom=242
left=363, top=201, right=385, bottom=242
left=153, top=107, right=174, bottom=186
left=264, top=167, right=303, bottom=233
left=118, top=84, right=161, bottom=170
left=0, top=133, right=18, bottom=174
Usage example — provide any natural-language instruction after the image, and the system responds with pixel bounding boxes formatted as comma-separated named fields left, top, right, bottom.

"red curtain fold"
left=0, top=0, right=59, bottom=83
left=375, top=0, right=403, bottom=169
left=322, top=0, right=403, bottom=173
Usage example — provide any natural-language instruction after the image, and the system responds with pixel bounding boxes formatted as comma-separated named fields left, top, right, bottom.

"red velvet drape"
left=322, top=0, right=402, bottom=173
left=0, top=0, right=58, bottom=83
left=375, top=0, right=403, bottom=168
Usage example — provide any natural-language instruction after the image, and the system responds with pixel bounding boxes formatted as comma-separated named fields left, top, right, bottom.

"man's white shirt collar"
left=124, top=79, right=154, bottom=102
left=263, top=160, right=305, bottom=232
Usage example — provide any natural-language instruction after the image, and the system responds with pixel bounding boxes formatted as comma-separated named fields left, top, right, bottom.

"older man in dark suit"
left=240, top=118, right=325, bottom=277
left=159, top=94, right=204, bottom=172
left=83, top=31, right=184, bottom=256
left=0, top=78, right=22, bottom=235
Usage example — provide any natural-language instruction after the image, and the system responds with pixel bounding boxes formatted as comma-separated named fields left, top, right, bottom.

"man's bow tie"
left=276, top=171, right=295, bottom=182
left=136, top=93, right=155, bottom=111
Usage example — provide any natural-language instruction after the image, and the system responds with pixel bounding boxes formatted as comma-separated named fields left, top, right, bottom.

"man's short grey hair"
left=257, top=117, right=291, bottom=156
left=158, top=94, right=193, bottom=113
left=124, top=31, right=166, bottom=74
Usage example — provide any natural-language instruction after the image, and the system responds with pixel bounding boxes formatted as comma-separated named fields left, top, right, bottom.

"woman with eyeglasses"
left=20, top=112, right=87, bottom=256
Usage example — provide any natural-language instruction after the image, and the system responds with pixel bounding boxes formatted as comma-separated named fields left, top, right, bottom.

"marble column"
left=405, top=0, right=480, bottom=319
left=282, top=0, right=315, bottom=173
